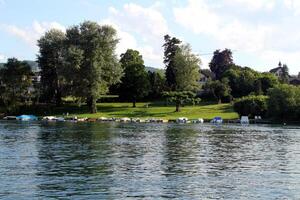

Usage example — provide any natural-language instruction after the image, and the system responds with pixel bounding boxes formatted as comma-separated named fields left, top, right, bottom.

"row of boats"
left=2, top=115, right=253, bottom=124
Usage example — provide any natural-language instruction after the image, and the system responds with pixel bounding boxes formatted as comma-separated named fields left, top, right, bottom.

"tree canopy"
left=118, top=49, right=150, bottom=107
left=0, top=58, right=33, bottom=112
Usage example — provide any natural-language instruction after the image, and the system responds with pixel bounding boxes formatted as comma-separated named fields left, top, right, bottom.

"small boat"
left=42, top=116, right=57, bottom=121
left=56, top=117, right=65, bottom=122
left=16, top=115, right=38, bottom=121
left=120, top=117, right=130, bottom=122
left=3, top=116, right=17, bottom=120
left=240, top=116, right=249, bottom=124
left=211, top=117, right=223, bottom=124
left=177, top=117, right=188, bottom=123
left=192, top=118, right=204, bottom=124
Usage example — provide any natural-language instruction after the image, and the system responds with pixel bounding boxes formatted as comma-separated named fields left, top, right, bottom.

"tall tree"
left=37, top=29, right=65, bottom=106
left=0, top=58, right=32, bottom=112
left=209, top=49, right=234, bottom=80
left=163, top=44, right=201, bottom=112
left=163, top=34, right=181, bottom=90
left=119, top=49, right=150, bottom=107
left=173, top=44, right=201, bottom=91
left=65, top=21, right=123, bottom=113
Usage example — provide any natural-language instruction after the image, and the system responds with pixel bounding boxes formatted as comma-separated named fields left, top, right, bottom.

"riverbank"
left=8, top=102, right=239, bottom=120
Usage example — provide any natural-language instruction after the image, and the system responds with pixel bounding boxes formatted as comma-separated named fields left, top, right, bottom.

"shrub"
left=233, top=95, right=268, bottom=118
left=267, top=84, right=300, bottom=121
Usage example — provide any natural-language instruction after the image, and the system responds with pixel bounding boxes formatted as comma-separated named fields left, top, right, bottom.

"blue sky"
left=0, top=0, right=300, bottom=74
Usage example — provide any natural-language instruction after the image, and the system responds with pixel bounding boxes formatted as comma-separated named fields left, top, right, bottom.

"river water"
left=0, top=121, right=300, bottom=199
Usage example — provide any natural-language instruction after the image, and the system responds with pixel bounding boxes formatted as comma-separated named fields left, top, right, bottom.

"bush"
left=267, top=84, right=300, bottom=121
left=233, top=95, right=268, bottom=118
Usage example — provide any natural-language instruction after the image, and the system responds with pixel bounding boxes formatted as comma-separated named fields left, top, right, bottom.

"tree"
left=233, top=95, right=268, bottom=118
left=163, top=34, right=181, bottom=90
left=204, top=78, right=232, bottom=104
left=119, top=49, right=150, bottom=107
left=163, top=91, right=200, bottom=112
left=37, top=29, right=66, bottom=106
left=173, top=44, right=201, bottom=91
left=148, top=71, right=165, bottom=100
left=0, top=58, right=32, bottom=112
left=267, top=84, right=300, bottom=120
left=281, top=64, right=289, bottom=83
left=64, top=21, right=123, bottom=113
left=209, top=49, right=234, bottom=80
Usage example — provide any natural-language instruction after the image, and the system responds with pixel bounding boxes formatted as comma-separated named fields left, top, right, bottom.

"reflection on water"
left=0, top=121, right=300, bottom=199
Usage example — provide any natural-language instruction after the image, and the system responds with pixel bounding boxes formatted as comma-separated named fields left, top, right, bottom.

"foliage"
left=173, top=44, right=201, bottom=91
left=0, top=58, right=33, bottom=113
left=223, top=66, right=279, bottom=97
left=163, top=91, right=201, bottom=112
left=203, top=78, right=232, bottom=103
left=233, top=95, right=268, bottom=118
left=148, top=71, right=165, bottom=100
left=209, top=49, right=234, bottom=80
left=163, top=34, right=181, bottom=90
left=118, top=49, right=150, bottom=107
left=63, top=21, right=123, bottom=113
left=267, top=84, right=300, bottom=120
left=37, top=29, right=66, bottom=105
left=281, top=64, right=289, bottom=83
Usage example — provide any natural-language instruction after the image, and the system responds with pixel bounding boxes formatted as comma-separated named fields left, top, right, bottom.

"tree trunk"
left=176, top=102, right=180, bottom=112
left=133, top=99, right=136, bottom=108
left=218, top=98, right=222, bottom=104
left=87, top=96, right=97, bottom=113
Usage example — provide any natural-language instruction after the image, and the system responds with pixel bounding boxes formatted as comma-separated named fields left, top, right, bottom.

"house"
left=269, top=62, right=285, bottom=78
left=199, top=69, right=214, bottom=84
left=270, top=66, right=284, bottom=78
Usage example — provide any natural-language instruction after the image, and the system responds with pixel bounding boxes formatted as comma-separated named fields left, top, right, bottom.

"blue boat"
left=16, top=115, right=38, bottom=121
left=210, top=116, right=223, bottom=124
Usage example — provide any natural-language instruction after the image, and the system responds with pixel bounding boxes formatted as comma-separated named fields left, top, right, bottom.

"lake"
left=0, top=121, right=300, bottom=199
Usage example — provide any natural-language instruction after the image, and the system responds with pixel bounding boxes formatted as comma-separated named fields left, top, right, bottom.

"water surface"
left=0, top=121, right=299, bottom=199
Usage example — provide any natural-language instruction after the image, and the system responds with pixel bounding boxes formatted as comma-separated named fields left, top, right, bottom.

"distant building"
left=269, top=66, right=284, bottom=78
left=199, top=69, right=214, bottom=84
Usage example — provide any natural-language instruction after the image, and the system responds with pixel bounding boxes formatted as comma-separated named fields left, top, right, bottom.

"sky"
left=0, top=0, right=300, bottom=74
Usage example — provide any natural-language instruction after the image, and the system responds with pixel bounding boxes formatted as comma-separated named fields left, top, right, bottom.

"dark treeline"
left=0, top=20, right=299, bottom=121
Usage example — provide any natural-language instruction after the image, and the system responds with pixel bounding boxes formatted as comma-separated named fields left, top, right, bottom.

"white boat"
left=176, top=117, right=188, bottom=123
left=241, top=116, right=249, bottom=124
left=120, top=117, right=130, bottom=122
left=42, top=116, right=57, bottom=121
left=192, top=118, right=204, bottom=123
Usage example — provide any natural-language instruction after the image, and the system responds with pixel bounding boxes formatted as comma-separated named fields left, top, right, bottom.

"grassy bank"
left=17, top=102, right=239, bottom=120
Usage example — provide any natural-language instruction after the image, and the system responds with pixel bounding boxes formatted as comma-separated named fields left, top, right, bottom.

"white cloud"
left=223, top=0, right=276, bottom=11
left=102, top=2, right=169, bottom=67
left=174, top=0, right=272, bottom=52
left=174, top=0, right=219, bottom=35
left=284, top=0, right=300, bottom=15
left=173, top=0, right=300, bottom=74
left=2, top=20, right=65, bottom=49
left=0, top=54, right=6, bottom=61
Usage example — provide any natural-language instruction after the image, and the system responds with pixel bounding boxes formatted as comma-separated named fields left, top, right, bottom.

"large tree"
left=0, top=58, right=32, bottom=112
left=173, top=44, right=201, bottom=91
left=163, top=34, right=181, bottom=90
left=163, top=44, right=201, bottom=111
left=209, top=49, right=234, bottom=80
left=38, top=29, right=66, bottom=106
left=64, top=21, right=123, bottom=113
left=118, top=49, right=150, bottom=107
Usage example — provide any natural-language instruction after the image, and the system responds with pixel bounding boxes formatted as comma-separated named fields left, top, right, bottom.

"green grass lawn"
left=40, top=102, right=238, bottom=120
